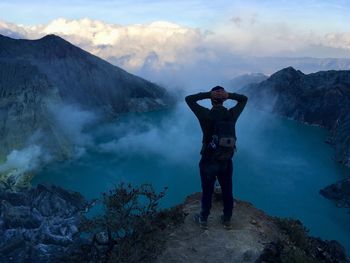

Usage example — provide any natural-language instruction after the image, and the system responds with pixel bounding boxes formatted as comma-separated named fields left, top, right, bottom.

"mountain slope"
left=0, top=34, right=170, bottom=113
left=241, top=67, right=350, bottom=167
left=0, top=34, right=172, bottom=187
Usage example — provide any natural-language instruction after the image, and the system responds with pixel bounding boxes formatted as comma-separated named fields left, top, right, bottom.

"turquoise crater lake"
left=33, top=103, right=350, bottom=254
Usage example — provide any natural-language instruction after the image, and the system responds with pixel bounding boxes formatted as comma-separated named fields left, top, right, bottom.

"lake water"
left=32, top=103, right=350, bottom=254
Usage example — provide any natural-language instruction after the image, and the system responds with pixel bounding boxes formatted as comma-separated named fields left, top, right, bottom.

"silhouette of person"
left=185, top=86, right=248, bottom=228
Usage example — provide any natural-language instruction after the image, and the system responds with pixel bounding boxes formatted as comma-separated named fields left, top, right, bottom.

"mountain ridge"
left=0, top=33, right=172, bottom=188
left=241, top=67, right=350, bottom=168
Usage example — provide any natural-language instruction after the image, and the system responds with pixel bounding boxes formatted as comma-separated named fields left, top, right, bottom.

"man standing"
left=185, top=86, right=248, bottom=229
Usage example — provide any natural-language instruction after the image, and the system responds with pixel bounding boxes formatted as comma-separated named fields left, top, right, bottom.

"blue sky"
left=1, top=0, right=349, bottom=33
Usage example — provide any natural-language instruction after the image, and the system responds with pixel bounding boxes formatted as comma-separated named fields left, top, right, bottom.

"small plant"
left=68, top=183, right=184, bottom=263
left=275, top=218, right=310, bottom=250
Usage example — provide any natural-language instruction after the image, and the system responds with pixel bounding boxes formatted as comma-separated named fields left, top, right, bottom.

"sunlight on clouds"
left=23, top=18, right=206, bottom=71
left=325, top=33, right=350, bottom=50
left=1, top=17, right=350, bottom=84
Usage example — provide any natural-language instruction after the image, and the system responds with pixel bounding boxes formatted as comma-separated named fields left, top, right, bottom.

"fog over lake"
left=32, top=102, right=350, bottom=253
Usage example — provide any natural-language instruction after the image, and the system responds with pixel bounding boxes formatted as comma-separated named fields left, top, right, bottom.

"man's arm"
left=185, top=92, right=211, bottom=119
left=228, top=92, right=248, bottom=118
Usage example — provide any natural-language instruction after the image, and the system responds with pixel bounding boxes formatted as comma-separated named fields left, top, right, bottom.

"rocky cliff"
left=239, top=67, right=350, bottom=212
left=0, top=34, right=170, bottom=114
left=1, top=188, right=348, bottom=263
left=158, top=193, right=348, bottom=263
left=0, top=184, right=90, bottom=263
left=240, top=67, right=350, bottom=168
left=320, top=177, right=350, bottom=210
left=0, top=34, right=172, bottom=187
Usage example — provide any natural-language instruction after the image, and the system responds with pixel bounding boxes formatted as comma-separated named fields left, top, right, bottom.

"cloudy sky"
left=1, top=0, right=350, bottom=87
left=1, top=0, right=349, bottom=31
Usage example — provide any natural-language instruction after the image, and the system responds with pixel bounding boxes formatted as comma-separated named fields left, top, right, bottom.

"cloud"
left=97, top=104, right=200, bottom=164
left=0, top=144, right=50, bottom=188
left=0, top=20, right=27, bottom=38
left=1, top=17, right=350, bottom=88
left=47, top=102, right=100, bottom=150
left=324, top=33, right=350, bottom=50
left=0, top=102, right=103, bottom=189
left=231, top=17, right=243, bottom=28
left=230, top=14, right=258, bottom=28
left=17, top=18, right=206, bottom=71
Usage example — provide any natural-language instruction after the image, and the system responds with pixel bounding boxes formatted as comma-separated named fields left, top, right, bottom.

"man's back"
left=185, top=86, right=247, bottom=228
left=185, top=91, right=248, bottom=145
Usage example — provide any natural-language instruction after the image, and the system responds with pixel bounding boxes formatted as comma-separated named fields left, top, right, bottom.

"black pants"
left=199, top=155, right=234, bottom=220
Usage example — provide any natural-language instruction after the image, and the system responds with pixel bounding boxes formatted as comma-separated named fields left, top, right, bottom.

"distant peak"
left=283, top=66, right=298, bottom=72
left=41, top=34, right=60, bottom=39
left=39, top=34, right=67, bottom=42
left=269, top=66, right=304, bottom=81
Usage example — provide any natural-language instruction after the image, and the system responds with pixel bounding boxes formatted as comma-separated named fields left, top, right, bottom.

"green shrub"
left=275, top=218, right=310, bottom=250
left=67, top=183, right=185, bottom=263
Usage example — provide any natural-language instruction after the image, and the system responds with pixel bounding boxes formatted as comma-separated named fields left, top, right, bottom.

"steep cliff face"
left=241, top=67, right=350, bottom=167
left=0, top=184, right=89, bottom=263
left=157, top=193, right=348, bottom=263
left=0, top=34, right=170, bottom=114
left=0, top=33, right=172, bottom=188
left=0, top=61, right=71, bottom=162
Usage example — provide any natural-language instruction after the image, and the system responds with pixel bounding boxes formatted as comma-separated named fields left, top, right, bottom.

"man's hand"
left=211, top=89, right=229, bottom=100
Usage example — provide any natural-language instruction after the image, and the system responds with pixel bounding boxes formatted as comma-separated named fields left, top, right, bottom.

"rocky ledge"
left=320, top=177, right=350, bottom=209
left=157, top=193, right=349, bottom=263
left=1, top=187, right=348, bottom=263
left=0, top=184, right=90, bottom=263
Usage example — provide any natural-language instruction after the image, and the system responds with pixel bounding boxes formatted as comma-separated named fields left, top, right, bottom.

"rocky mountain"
left=0, top=34, right=172, bottom=187
left=240, top=67, right=350, bottom=168
left=1, top=188, right=348, bottom=263
left=240, top=67, right=350, bottom=211
left=0, top=184, right=90, bottom=263
left=0, top=34, right=170, bottom=113
left=235, top=57, right=350, bottom=76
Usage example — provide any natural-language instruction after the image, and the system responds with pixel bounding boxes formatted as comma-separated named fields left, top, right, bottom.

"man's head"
left=211, top=86, right=225, bottom=106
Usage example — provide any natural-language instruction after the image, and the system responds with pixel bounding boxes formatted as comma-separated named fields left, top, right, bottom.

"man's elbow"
left=237, top=94, right=248, bottom=103
left=185, top=95, right=193, bottom=105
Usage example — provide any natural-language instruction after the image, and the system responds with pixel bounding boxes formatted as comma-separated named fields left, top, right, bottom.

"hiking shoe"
left=220, top=215, right=232, bottom=230
left=193, top=213, right=208, bottom=229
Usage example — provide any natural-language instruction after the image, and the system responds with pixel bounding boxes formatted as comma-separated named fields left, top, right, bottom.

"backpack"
left=208, top=109, right=236, bottom=161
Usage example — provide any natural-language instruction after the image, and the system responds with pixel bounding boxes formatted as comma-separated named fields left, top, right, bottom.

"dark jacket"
left=185, top=92, right=248, bottom=153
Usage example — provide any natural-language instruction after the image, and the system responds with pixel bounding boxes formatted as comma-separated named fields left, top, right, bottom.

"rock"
left=240, top=67, right=350, bottom=168
left=1, top=200, right=41, bottom=228
left=320, top=177, right=350, bottom=208
left=156, top=193, right=349, bottom=263
left=0, top=184, right=89, bottom=263
left=307, top=238, right=349, bottom=263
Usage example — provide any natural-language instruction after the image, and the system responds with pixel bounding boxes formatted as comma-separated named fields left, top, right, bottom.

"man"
left=185, top=86, right=248, bottom=229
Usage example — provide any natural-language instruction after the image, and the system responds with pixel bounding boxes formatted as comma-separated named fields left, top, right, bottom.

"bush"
left=67, top=183, right=184, bottom=263
left=275, top=218, right=310, bottom=250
